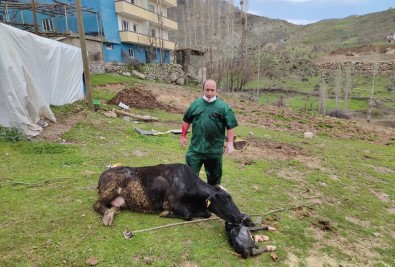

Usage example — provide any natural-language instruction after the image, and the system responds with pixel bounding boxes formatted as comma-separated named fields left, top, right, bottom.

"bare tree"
left=367, top=48, right=380, bottom=123
left=156, top=0, right=165, bottom=64
left=344, top=64, right=352, bottom=112
left=318, top=75, right=327, bottom=115
left=386, top=75, right=394, bottom=101
left=334, top=64, right=342, bottom=109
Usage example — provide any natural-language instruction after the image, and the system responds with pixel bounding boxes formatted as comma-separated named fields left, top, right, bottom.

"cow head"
left=206, top=185, right=243, bottom=224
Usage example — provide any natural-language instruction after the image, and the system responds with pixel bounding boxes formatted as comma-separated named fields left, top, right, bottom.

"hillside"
left=290, top=9, right=395, bottom=49
left=171, top=2, right=394, bottom=85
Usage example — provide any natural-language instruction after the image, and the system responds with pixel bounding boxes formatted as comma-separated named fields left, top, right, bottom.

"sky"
left=247, top=0, right=394, bottom=25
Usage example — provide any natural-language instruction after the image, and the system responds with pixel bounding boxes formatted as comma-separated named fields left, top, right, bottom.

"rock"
left=175, top=76, right=185, bottom=85
left=132, top=70, right=145, bottom=79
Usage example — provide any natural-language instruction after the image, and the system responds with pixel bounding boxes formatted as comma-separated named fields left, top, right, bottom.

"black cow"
left=93, top=163, right=244, bottom=226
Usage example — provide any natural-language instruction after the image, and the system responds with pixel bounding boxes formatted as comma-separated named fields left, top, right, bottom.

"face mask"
left=203, top=95, right=217, bottom=103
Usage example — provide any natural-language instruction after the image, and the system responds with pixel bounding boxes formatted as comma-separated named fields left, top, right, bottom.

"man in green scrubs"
left=181, top=79, right=238, bottom=185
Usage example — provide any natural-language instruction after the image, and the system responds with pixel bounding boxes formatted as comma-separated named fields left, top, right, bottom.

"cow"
left=93, top=163, right=244, bottom=226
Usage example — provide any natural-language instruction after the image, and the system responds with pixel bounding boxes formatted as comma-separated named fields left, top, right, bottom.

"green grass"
left=90, top=73, right=139, bottom=87
left=0, top=78, right=394, bottom=266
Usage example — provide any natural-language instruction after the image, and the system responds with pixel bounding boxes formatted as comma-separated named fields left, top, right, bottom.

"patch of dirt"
left=231, top=137, right=315, bottom=164
left=370, top=190, right=392, bottom=203
left=317, top=44, right=395, bottom=63
left=345, top=216, right=371, bottom=228
left=304, top=222, right=388, bottom=266
left=32, top=108, right=87, bottom=142
left=107, top=87, right=184, bottom=113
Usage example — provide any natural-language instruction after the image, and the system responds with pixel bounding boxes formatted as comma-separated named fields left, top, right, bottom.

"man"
left=181, top=79, right=238, bottom=185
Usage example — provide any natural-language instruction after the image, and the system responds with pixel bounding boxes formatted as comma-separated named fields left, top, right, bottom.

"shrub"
left=328, top=109, right=351, bottom=119
left=0, top=127, right=27, bottom=142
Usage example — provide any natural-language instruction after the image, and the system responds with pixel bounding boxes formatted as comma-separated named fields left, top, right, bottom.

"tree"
left=343, top=64, right=352, bottom=112
left=386, top=75, right=394, bottom=101
left=318, top=75, right=327, bottom=115
left=367, top=48, right=380, bottom=124
left=334, top=64, right=342, bottom=109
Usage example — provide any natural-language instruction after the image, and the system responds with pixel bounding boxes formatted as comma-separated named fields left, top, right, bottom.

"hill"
left=171, top=2, right=395, bottom=81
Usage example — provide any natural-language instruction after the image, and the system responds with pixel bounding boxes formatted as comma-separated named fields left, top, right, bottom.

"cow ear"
left=215, top=185, right=220, bottom=190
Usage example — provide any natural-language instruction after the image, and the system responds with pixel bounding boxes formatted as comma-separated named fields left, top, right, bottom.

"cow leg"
left=164, top=205, right=193, bottom=221
left=94, top=196, right=125, bottom=226
left=251, top=245, right=276, bottom=256
left=191, top=210, right=212, bottom=218
left=93, top=199, right=109, bottom=215
left=102, top=206, right=121, bottom=226
left=248, top=226, right=270, bottom=232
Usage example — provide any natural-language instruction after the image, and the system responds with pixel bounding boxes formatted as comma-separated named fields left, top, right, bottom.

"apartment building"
left=0, top=0, right=178, bottom=64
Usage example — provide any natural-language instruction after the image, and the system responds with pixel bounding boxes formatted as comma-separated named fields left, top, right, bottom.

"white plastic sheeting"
left=0, top=23, right=84, bottom=136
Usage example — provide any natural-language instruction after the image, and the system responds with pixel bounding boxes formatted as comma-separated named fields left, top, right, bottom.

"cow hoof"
left=265, top=245, right=276, bottom=252
left=159, top=210, right=170, bottom=217
left=103, top=209, right=115, bottom=226
left=254, top=235, right=270, bottom=243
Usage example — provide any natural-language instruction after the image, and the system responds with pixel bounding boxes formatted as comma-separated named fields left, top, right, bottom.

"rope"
left=131, top=216, right=222, bottom=234
left=128, top=203, right=322, bottom=236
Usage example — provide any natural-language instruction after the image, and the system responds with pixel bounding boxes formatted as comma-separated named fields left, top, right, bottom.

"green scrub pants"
left=186, top=153, right=222, bottom=186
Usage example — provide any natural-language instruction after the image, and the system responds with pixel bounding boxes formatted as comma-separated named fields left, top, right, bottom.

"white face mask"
left=203, top=95, right=217, bottom=103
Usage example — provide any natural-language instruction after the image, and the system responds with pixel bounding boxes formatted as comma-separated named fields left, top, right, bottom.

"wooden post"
left=32, top=0, right=38, bottom=34
left=75, top=0, right=94, bottom=112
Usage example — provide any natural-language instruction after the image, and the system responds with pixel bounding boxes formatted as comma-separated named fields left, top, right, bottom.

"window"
left=106, top=43, right=113, bottom=50
left=153, top=52, right=157, bottom=61
left=42, top=18, right=53, bottom=32
left=151, top=29, right=156, bottom=37
left=122, top=20, right=129, bottom=31
left=128, top=48, right=134, bottom=58
left=126, top=0, right=135, bottom=3
left=148, top=4, right=155, bottom=12
left=133, top=24, right=137, bottom=32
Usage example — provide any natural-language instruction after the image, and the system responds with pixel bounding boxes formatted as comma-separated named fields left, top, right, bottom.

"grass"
left=90, top=73, right=139, bottom=87
left=0, top=76, right=394, bottom=266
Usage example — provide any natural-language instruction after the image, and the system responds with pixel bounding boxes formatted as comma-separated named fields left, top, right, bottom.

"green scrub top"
left=183, top=97, right=238, bottom=156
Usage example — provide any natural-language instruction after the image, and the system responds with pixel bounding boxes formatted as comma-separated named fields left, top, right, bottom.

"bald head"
left=203, top=79, right=218, bottom=100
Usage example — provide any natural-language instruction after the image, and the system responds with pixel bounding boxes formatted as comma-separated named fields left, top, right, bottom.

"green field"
left=0, top=75, right=394, bottom=266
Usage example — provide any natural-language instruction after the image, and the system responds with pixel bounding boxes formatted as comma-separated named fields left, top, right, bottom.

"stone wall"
left=142, top=64, right=185, bottom=84
left=104, top=63, right=186, bottom=85
left=317, top=61, right=395, bottom=76
left=90, top=60, right=106, bottom=74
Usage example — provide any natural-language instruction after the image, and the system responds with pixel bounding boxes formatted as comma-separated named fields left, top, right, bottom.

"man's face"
left=204, top=81, right=218, bottom=100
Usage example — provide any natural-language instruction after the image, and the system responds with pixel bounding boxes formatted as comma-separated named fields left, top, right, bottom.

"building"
left=386, top=32, right=395, bottom=42
left=0, top=0, right=178, bottom=65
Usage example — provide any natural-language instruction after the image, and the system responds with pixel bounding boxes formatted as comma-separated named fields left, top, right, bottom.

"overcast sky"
left=247, top=0, right=394, bottom=25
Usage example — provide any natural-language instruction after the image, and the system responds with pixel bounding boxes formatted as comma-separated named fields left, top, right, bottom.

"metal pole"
left=75, top=0, right=94, bottom=112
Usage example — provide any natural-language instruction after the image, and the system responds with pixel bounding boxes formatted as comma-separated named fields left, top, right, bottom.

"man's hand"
left=225, top=142, right=234, bottom=155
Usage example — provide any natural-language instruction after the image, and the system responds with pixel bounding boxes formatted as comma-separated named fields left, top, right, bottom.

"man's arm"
left=225, top=128, right=235, bottom=155
left=181, top=121, right=190, bottom=148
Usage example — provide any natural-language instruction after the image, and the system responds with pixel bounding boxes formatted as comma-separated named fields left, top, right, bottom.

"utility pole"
left=32, top=0, right=38, bottom=34
left=75, top=0, right=94, bottom=111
